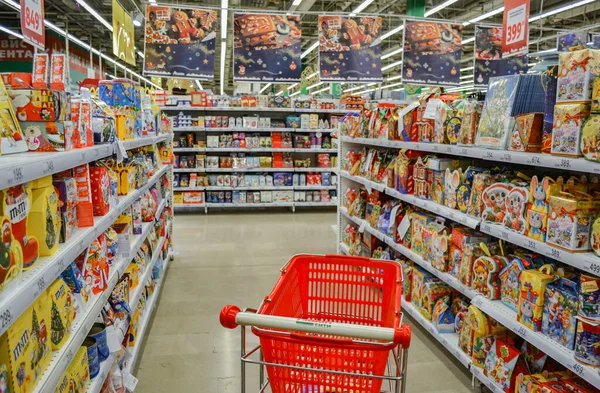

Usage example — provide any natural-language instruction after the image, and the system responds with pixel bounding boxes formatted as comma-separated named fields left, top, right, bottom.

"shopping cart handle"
left=219, top=305, right=412, bottom=348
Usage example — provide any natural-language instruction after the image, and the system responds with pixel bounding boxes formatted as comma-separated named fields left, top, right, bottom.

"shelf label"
left=526, top=239, right=537, bottom=250
left=548, top=248, right=562, bottom=260
left=42, top=160, right=55, bottom=175
left=588, top=262, right=600, bottom=275
left=503, top=153, right=512, bottom=162
left=123, top=370, right=139, bottom=392
left=515, top=325, right=529, bottom=338
left=527, top=155, right=541, bottom=165
left=483, top=151, right=495, bottom=160
left=359, top=221, right=367, bottom=233
left=570, top=362, right=585, bottom=377
left=106, top=326, right=123, bottom=353
left=557, top=158, right=572, bottom=169
left=12, top=167, right=23, bottom=184
left=472, top=297, right=484, bottom=308
left=460, top=148, right=468, bottom=155
left=0, top=306, right=13, bottom=331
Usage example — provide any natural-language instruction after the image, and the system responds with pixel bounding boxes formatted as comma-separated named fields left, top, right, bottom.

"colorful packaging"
left=0, top=77, right=28, bottom=155
left=551, top=103, right=591, bottom=157
left=581, top=114, right=600, bottom=162
left=72, top=164, right=94, bottom=227
left=53, top=178, right=78, bottom=243
left=32, top=53, right=49, bottom=89
left=472, top=255, right=508, bottom=300
left=89, top=166, right=111, bottom=216
left=499, top=257, right=527, bottom=311
left=542, top=66, right=559, bottom=154
left=509, top=113, right=544, bottom=152
left=482, top=183, right=512, bottom=224
left=458, top=305, right=506, bottom=367
left=0, top=183, right=39, bottom=269
left=411, top=265, right=438, bottom=312
left=546, top=191, right=593, bottom=252
left=420, top=281, right=451, bottom=321
left=410, top=211, right=434, bottom=256
left=49, top=53, right=67, bottom=91
left=47, top=278, right=74, bottom=350
left=541, top=276, right=579, bottom=350
left=29, top=177, right=60, bottom=256
left=423, top=220, right=450, bottom=272
left=503, top=186, right=529, bottom=234
left=578, top=274, right=600, bottom=321
left=574, top=318, right=600, bottom=367
left=68, top=346, right=90, bottom=392
left=483, top=338, right=528, bottom=393
left=21, top=121, right=74, bottom=152
left=83, top=234, right=109, bottom=295
left=556, top=49, right=600, bottom=103
left=517, top=267, right=555, bottom=331
left=9, top=89, right=70, bottom=122
left=432, top=296, right=455, bottom=333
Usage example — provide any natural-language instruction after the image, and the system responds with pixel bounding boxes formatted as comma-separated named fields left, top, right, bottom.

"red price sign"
left=502, top=0, right=529, bottom=58
left=20, top=0, right=45, bottom=50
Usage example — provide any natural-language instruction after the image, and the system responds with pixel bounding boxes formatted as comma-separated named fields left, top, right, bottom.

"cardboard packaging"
left=9, top=89, right=70, bottom=122
left=21, top=121, right=74, bottom=152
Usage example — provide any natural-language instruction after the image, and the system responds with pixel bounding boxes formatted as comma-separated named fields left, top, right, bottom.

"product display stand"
left=338, top=131, right=600, bottom=390
left=162, top=100, right=343, bottom=212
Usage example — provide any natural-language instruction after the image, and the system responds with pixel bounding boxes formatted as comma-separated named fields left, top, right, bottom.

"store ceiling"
left=0, top=0, right=599, bottom=93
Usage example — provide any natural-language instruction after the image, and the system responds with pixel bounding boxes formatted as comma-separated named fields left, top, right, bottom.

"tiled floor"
left=135, top=211, right=473, bottom=393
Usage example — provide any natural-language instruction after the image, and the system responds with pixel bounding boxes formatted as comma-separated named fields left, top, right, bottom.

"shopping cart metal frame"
left=233, top=307, right=411, bottom=393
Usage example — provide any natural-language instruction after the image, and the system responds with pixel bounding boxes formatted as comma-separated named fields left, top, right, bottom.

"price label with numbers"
left=20, top=0, right=45, bottom=49
left=502, top=0, right=529, bottom=58
left=528, top=155, right=541, bottom=165
left=0, top=306, right=13, bottom=331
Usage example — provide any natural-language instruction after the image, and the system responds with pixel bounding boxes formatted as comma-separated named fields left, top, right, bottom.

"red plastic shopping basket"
left=221, top=254, right=410, bottom=393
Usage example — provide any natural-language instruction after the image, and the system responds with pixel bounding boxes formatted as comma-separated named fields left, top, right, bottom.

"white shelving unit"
left=338, top=133, right=600, bottom=390
left=160, top=106, right=359, bottom=114
left=173, top=126, right=338, bottom=133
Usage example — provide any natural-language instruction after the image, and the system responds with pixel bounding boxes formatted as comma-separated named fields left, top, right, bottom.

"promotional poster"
left=144, top=6, right=217, bottom=79
left=502, top=0, right=530, bottom=58
left=402, top=20, right=462, bottom=86
left=557, top=32, right=587, bottom=51
left=112, top=0, right=135, bottom=66
left=318, top=16, right=383, bottom=82
left=474, top=26, right=527, bottom=88
left=233, top=13, right=302, bottom=82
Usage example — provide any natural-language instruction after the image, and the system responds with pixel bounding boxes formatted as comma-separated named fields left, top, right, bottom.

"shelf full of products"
left=336, top=65, right=600, bottom=392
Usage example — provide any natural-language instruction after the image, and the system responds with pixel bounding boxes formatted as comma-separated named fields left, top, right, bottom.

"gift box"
left=556, top=49, right=600, bottom=103
left=541, top=276, right=579, bottom=350
left=420, top=281, right=452, bottom=321
left=72, top=164, right=94, bottom=227
left=551, top=103, right=591, bottom=157
left=32, top=53, right=49, bottom=89
left=410, top=211, right=434, bottom=256
left=509, top=113, right=544, bottom=152
left=47, top=278, right=74, bottom=350
left=517, top=267, right=555, bottom=331
left=546, top=191, right=593, bottom=252
left=286, top=116, right=301, bottom=129
left=578, top=273, right=600, bottom=322
left=483, top=338, right=528, bottom=393
left=29, top=176, right=60, bottom=256
left=115, top=107, right=136, bottom=140
left=499, top=257, right=527, bottom=311
left=458, top=305, right=506, bottom=367
left=574, top=318, right=600, bottom=367
left=542, top=66, right=559, bottom=154
left=89, top=167, right=111, bottom=216
left=9, top=89, right=70, bottom=122
left=410, top=265, right=439, bottom=312
left=472, top=255, right=508, bottom=300
left=581, top=114, right=600, bottom=161
left=20, top=121, right=74, bottom=152
left=423, top=220, right=450, bottom=272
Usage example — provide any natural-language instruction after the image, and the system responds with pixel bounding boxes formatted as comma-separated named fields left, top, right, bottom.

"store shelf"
left=174, top=148, right=337, bottom=153
left=472, top=295, right=600, bottom=389
left=340, top=171, right=480, bottom=229
left=173, top=127, right=338, bottom=133
left=295, top=201, right=336, bottom=207
left=339, top=242, right=350, bottom=255
left=174, top=204, right=205, bottom=212
left=294, top=185, right=337, bottom=190
left=206, top=186, right=294, bottom=191
left=30, top=221, right=155, bottom=393
left=294, top=167, right=337, bottom=172
left=0, top=164, right=170, bottom=337
left=205, top=148, right=296, bottom=152
left=174, top=187, right=206, bottom=192
left=120, top=134, right=170, bottom=150
left=128, top=233, right=167, bottom=313
left=86, top=353, right=116, bottom=393
left=341, top=136, right=600, bottom=175
left=206, top=202, right=294, bottom=208
left=401, top=299, right=471, bottom=369
left=174, top=167, right=337, bottom=173
left=479, top=222, right=600, bottom=276
left=174, top=148, right=206, bottom=153
left=161, top=106, right=358, bottom=114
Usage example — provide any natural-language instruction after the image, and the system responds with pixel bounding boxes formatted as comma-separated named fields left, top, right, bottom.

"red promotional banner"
left=20, top=0, right=45, bottom=50
left=502, top=0, right=529, bottom=58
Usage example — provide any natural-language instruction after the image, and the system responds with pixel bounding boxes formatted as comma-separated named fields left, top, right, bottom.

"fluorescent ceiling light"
left=107, top=74, right=116, bottom=79
left=307, top=81, right=325, bottom=90
left=221, top=0, right=228, bottom=40
left=301, top=42, right=319, bottom=59
left=424, top=0, right=459, bottom=17
left=385, top=75, right=402, bottom=82
left=354, top=88, right=376, bottom=95
left=460, top=79, right=472, bottom=85
left=344, top=83, right=375, bottom=93
left=290, top=90, right=301, bottom=97
left=463, top=6, right=504, bottom=26
left=350, top=0, right=375, bottom=16
left=275, top=90, right=284, bottom=96
left=382, top=81, right=403, bottom=89
left=462, top=37, right=475, bottom=44
left=393, top=88, right=405, bottom=92
left=381, top=25, right=404, bottom=41
left=461, top=66, right=474, bottom=72
left=529, top=0, right=595, bottom=22
left=381, top=48, right=403, bottom=60
left=75, top=0, right=113, bottom=32
left=307, top=71, right=318, bottom=78
left=460, top=74, right=471, bottom=80
left=195, top=80, right=203, bottom=90
left=382, top=60, right=402, bottom=71
left=136, top=51, right=145, bottom=58
left=311, top=86, right=330, bottom=95
left=259, top=83, right=272, bottom=94
left=220, top=45, right=226, bottom=94
left=292, top=0, right=302, bottom=5
left=287, top=83, right=298, bottom=90
left=0, top=24, right=23, bottom=39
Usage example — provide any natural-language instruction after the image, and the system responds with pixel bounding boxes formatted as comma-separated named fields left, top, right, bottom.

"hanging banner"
left=20, top=0, right=45, bottom=50
left=557, top=32, right=587, bottom=52
left=113, top=0, right=136, bottom=66
left=502, top=0, right=529, bottom=58
left=401, top=20, right=462, bottom=87
left=474, top=26, right=527, bottom=88
left=318, top=16, right=383, bottom=82
left=144, top=6, right=217, bottom=80
left=232, top=14, right=302, bottom=82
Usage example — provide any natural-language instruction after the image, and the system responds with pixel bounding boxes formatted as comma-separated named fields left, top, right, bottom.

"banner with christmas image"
left=557, top=32, right=588, bottom=52
left=401, top=20, right=462, bottom=86
left=112, top=0, right=135, bottom=66
left=144, top=6, right=217, bottom=79
left=233, top=13, right=302, bottom=82
left=474, top=26, right=527, bottom=88
left=318, top=16, right=383, bottom=82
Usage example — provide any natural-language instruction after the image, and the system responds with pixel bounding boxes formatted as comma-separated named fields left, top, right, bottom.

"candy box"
left=444, top=168, right=461, bottom=209
left=285, top=116, right=301, bottom=129
left=563, top=378, right=597, bottom=393
left=0, top=183, right=39, bottom=270
left=451, top=227, right=487, bottom=250
left=541, top=276, right=579, bottom=350
left=9, top=89, right=70, bottom=122
left=0, top=294, right=52, bottom=393
left=21, top=121, right=74, bottom=152
left=431, top=169, right=445, bottom=205
left=517, top=266, right=555, bottom=331
left=47, top=278, right=74, bottom=350
left=458, top=243, right=486, bottom=287
left=410, top=211, right=434, bottom=256
left=432, top=296, right=455, bottom=333
left=458, top=305, right=506, bottom=366
left=509, top=113, right=544, bottom=152
left=420, top=281, right=451, bottom=321
left=67, top=346, right=90, bottom=393
left=546, top=192, right=593, bottom=252
left=581, top=114, right=600, bottom=162
left=551, top=103, right=590, bottom=157
left=83, top=234, right=109, bottom=295
left=503, top=186, right=529, bottom=234
left=472, top=255, right=508, bottom=300
left=499, top=257, right=528, bottom=311
left=400, top=260, right=413, bottom=302
left=556, top=49, right=600, bottom=103
left=482, top=183, right=512, bottom=224
left=29, top=177, right=60, bottom=256
left=527, top=205, right=549, bottom=242
left=115, top=107, right=136, bottom=140
left=457, top=100, right=481, bottom=145
left=483, top=338, right=528, bottom=393
left=539, top=381, right=570, bottom=393
left=423, top=220, right=450, bottom=272
left=411, top=265, right=439, bottom=312
left=413, top=156, right=430, bottom=199
left=574, top=318, right=600, bottom=367
left=578, top=273, right=600, bottom=322
left=448, top=245, right=463, bottom=278
left=89, top=166, right=111, bottom=216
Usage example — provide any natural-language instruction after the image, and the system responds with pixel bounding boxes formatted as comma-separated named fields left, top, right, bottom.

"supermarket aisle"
left=134, top=212, right=472, bottom=393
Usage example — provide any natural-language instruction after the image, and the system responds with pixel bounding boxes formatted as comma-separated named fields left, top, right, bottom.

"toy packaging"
left=472, top=255, right=508, bottom=300
left=21, top=121, right=74, bottom=152
left=9, top=89, right=70, bottom=122
left=517, top=266, right=555, bottom=331
left=47, top=277, right=74, bottom=350
left=578, top=273, right=600, bottom=322
left=483, top=338, right=528, bottom=393
left=84, top=234, right=109, bottom=295
left=509, top=113, right=544, bottom=152
left=503, top=186, right=529, bottom=234
left=551, top=103, right=591, bottom=157
left=481, top=183, right=512, bottom=224
left=0, top=78, right=28, bottom=155
left=28, top=176, right=60, bottom=256
left=0, top=295, right=52, bottom=393
left=581, top=114, right=600, bottom=162
left=444, top=168, right=461, bottom=209
left=574, top=318, right=600, bottom=367
left=541, top=276, right=579, bottom=350
left=499, top=257, right=527, bottom=311
left=53, top=178, right=78, bottom=243
left=546, top=191, right=593, bottom=252
left=0, top=183, right=39, bottom=269
left=89, top=166, right=111, bottom=216
left=556, top=49, right=600, bottom=103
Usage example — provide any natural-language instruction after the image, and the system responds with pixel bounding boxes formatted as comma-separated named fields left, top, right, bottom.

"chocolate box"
left=546, top=191, right=593, bottom=252
left=20, top=121, right=74, bottom=152
left=9, top=89, right=70, bottom=122
left=509, top=112, right=544, bottom=152
left=556, top=49, right=600, bottom=104
left=551, top=103, right=590, bottom=157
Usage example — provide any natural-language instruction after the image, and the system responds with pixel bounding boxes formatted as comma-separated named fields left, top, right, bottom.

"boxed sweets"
left=551, top=103, right=591, bottom=157
left=29, top=176, right=60, bottom=256
left=20, top=121, right=74, bottom=152
left=9, top=89, right=70, bottom=122
left=556, top=49, right=600, bottom=103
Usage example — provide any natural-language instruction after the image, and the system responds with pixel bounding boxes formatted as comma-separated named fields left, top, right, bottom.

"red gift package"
left=89, top=166, right=111, bottom=216
left=73, top=164, right=94, bottom=226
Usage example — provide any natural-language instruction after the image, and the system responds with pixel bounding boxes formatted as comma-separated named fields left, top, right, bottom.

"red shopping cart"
left=220, top=254, right=412, bottom=393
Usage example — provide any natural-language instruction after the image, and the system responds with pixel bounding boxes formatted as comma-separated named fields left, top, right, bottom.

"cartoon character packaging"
left=419, top=281, right=451, bottom=321
left=499, top=257, right=527, bottom=311
left=483, top=338, right=528, bottom=393
left=89, top=166, right=111, bottom=216
left=503, top=186, right=529, bottom=234
left=432, top=296, right=455, bottom=333
left=482, top=183, right=512, bottom=224
left=8, top=89, right=70, bottom=122
left=581, top=114, right=600, bottom=162
left=410, top=211, right=434, bottom=256
left=546, top=191, right=593, bottom=252
left=509, top=113, right=544, bottom=152
left=410, top=265, right=438, bottom=312
left=458, top=305, right=506, bottom=368
left=517, top=266, right=555, bottom=332
left=551, top=103, right=590, bottom=157
left=472, top=255, right=508, bottom=299
left=53, top=178, right=78, bottom=243
left=29, top=176, right=60, bottom=256
left=541, top=276, right=579, bottom=350
left=423, top=220, right=450, bottom=272
left=578, top=273, right=600, bottom=322
left=20, top=121, right=74, bottom=152
left=0, top=295, right=51, bottom=393
left=556, top=49, right=600, bottom=104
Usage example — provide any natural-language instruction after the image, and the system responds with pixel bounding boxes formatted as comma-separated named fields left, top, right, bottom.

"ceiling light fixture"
left=221, top=0, right=228, bottom=40
left=460, top=74, right=471, bottom=80
left=382, top=60, right=402, bottom=71
left=385, top=75, right=402, bottom=81
left=132, top=10, right=144, bottom=27
left=381, top=47, right=403, bottom=60
left=275, top=90, right=284, bottom=96
left=136, top=50, right=145, bottom=58
left=195, top=80, right=203, bottom=90
left=259, top=83, right=272, bottom=94
left=290, top=90, right=302, bottom=97
left=292, top=0, right=302, bottom=5
left=75, top=0, right=113, bottom=32
left=460, top=66, right=474, bottom=72
left=349, top=0, right=375, bottom=16
left=0, top=24, right=23, bottom=39
left=287, top=83, right=298, bottom=90
left=424, top=0, right=459, bottom=17
left=463, top=6, right=504, bottom=26
left=343, top=83, right=375, bottom=93
left=311, top=86, right=330, bottom=95
left=462, top=37, right=475, bottom=44
left=380, top=25, right=404, bottom=41
left=306, top=81, right=325, bottom=90
left=301, top=41, right=319, bottom=58
left=529, top=0, right=595, bottom=22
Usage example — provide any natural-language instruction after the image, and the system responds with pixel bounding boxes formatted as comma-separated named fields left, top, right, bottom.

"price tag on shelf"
left=555, top=158, right=572, bottom=170
left=0, top=305, right=13, bottom=331
left=526, top=155, right=541, bottom=165
left=122, top=369, right=139, bottom=392
left=358, top=221, right=367, bottom=233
